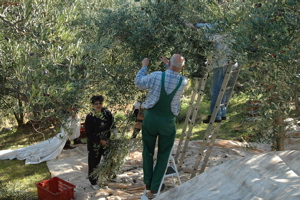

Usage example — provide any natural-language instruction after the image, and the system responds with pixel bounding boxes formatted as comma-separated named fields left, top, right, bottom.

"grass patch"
left=0, top=128, right=53, bottom=199
left=175, top=93, right=256, bottom=141
left=0, top=126, right=57, bottom=150
left=0, top=159, right=50, bottom=199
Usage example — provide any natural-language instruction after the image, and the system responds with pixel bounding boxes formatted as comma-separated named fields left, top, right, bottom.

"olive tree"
left=0, top=0, right=88, bottom=131
left=228, top=0, right=299, bottom=150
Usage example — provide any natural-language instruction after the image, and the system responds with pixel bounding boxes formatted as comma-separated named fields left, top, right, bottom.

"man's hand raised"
left=160, top=56, right=169, bottom=65
left=142, top=58, right=149, bottom=67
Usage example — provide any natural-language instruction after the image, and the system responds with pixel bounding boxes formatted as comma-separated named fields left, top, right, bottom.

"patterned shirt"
left=135, top=66, right=188, bottom=116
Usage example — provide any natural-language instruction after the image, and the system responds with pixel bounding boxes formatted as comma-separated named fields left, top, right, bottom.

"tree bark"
left=273, top=114, right=285, bottom=151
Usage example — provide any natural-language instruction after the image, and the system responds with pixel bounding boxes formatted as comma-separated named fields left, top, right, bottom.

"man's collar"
left=166, top=69, right=181, bottom=75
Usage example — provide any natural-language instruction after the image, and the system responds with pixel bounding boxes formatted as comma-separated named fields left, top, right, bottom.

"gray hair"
left=170, top=55, right=185, bottom=69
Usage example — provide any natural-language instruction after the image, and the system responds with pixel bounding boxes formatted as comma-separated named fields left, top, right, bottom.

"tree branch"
left=0, top=84, right=28, bottom=102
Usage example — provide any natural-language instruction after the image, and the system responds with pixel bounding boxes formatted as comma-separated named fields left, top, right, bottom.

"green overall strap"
left=150, top=72, right=183, bottom=117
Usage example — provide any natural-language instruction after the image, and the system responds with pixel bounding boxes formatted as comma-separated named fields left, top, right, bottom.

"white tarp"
left=0, top=132, right=67, bottom=164
left=155, top=150, right=300, bottom=200
left=0, top=115, right=81, bottom=164
left=44, top=139, right=300, bottom=200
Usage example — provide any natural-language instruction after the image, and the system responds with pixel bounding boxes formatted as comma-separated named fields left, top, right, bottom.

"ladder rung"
left=166, top=166, right=176, bottom=175
left=197, top=89, right=205, bottom=93
left=180, top=64, right=240, bottom=178
left=231, top=68, right=239, bottom=73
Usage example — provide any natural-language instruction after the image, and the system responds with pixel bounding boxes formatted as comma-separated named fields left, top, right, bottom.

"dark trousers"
left=65, top=139, right=71, bottom=147
left=142, top=110, right=176, bottom=191
left=88, top=142, right=105, bottom=185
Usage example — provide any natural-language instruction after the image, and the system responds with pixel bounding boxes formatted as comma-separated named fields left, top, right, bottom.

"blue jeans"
left=210, top=66, right=227, bottom=120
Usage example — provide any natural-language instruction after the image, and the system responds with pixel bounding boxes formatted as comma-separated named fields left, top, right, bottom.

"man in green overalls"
left=135, top=54, right=188, bottom=194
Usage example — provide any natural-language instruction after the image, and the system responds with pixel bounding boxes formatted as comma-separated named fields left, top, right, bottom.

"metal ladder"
left=175, top=63, right=240, bottom=178
left=156, top=148, right=182, bottom=196
left=141, top=148, right=182, bottom=200
left=174, top=74, right=209, bottom=170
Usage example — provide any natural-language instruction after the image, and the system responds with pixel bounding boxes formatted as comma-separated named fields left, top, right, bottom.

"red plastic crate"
left=36, top=177, right=76, bottom=200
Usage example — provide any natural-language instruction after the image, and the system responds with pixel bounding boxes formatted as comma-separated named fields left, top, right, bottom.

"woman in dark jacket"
left=84, top=95, right=114, bottom=190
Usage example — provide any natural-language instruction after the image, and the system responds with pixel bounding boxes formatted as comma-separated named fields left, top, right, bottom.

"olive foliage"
left=0, top=0, right=299, bottom=151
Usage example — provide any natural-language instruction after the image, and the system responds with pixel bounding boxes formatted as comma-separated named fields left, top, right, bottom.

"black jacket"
left=84, top=108, right=114, bottom=144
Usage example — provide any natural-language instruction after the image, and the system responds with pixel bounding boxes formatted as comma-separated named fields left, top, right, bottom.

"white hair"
left=170, top=55, right=185, bottom=69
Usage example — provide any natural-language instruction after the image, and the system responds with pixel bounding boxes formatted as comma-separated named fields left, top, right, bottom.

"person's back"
left=135, top=55, right=188, bottom=116
left=135, top=54, right=188, bottom=195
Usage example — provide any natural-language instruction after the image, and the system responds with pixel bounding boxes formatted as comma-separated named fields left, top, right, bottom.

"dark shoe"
left=150, top=183, right=165, bottom=194
left=74, top=140, right=86, bottom=144
left=203, top=115, right=222, bottom=124
left=63, top=145, right=76, bottom=150
left=222, top=116, right=227, bottom=120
